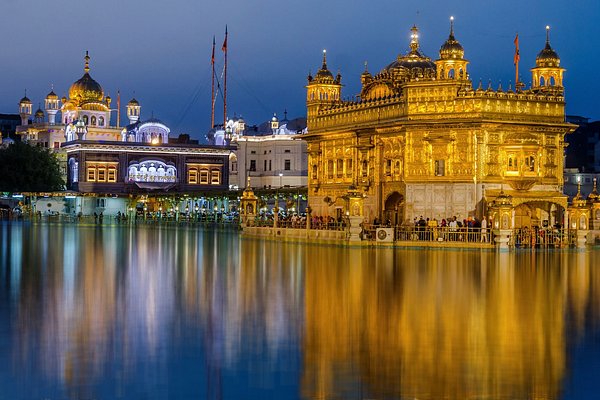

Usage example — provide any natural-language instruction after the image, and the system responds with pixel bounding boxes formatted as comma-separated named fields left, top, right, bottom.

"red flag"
left=513, top=34, right=520, bottom=65
left=211, top=36, right=215, bottom=64
left=221, top=26, right=228, bottom=52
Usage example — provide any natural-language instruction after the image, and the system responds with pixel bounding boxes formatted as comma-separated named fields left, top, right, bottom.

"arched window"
left=82, top=115, right=89, bottom=124
left=525, top=155, right=536, bottom=172
left=540, top=76, right=546, bottom=86
left=327, top=160, right=334, bottom=179
left=200, top=169, right=209, bottom=184
left=188, top=167, right=198, bottom=184
left=98, top=116, right=105, bottom=127
left=549, top=76, right=556, bottom=86
left=91, top=116, right=97, bottom=126
left=312, top=164, right=317, bottom=179
left=211, top=170, right=221, bottom=184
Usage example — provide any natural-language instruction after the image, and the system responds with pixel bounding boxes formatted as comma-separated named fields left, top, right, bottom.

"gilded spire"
left=546, top=25, right=550, bottom=44
left=410, top=25, right=420, bottom=52
left=449, top=16, right=455, bottom=38
left=322, top=49, right=328, bottom=70
left=84, top=50, right=90, bottom=73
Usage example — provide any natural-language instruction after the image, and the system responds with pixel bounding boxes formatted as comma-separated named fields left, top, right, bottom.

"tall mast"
left=117, top=90, right=121, bottom=128
left=222, top=25, right=228, bottom=129
left=211, top=36, right=216, bottom=129
left=514, top=33, right=520, bottom=85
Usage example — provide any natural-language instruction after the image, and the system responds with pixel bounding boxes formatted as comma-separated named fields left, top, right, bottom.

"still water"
left=0, top=222, right=599, bottom=399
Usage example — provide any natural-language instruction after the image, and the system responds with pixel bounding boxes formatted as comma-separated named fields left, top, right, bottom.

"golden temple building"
left=304, top=21, right=576, bottom=228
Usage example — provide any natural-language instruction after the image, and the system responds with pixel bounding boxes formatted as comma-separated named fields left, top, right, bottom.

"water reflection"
left=0, top=222, right=599, bottom=399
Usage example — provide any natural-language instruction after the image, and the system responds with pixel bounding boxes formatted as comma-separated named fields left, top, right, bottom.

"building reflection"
left=301, top=249, right=600, bottom=399
left=2, top=223, right=600, bottom=399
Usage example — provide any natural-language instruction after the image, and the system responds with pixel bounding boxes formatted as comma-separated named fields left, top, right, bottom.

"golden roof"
left=45, top=90, right=58, bottom=100
left=536, top=27, right=560, bottom=68
left=382, top=26, right=436, bottom=75
left=68, top=51, right=105, bottom=103
left=439, top=18, right=465, bottom=60
left=313, top=50, right=335, bottom=83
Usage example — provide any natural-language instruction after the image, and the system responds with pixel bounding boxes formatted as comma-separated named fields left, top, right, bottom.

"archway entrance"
left=514, top=201, right=564, bottom=229
left=384, top=192, right=404, bottom=226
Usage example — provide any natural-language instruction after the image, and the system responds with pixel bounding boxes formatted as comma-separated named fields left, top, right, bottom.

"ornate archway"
left=384, top=192, right=404, bottom=226
left=513, top=200, right=564, bottom=228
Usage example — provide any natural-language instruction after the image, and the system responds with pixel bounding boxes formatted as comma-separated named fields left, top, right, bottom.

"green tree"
left=0, top=141, right=64, bottom=192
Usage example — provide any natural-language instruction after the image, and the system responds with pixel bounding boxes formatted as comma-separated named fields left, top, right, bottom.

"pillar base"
left=348, top=216, right=364, bottom=242
left=576, top=230, right=590, bottom=249
left=493, top=229, right=512, bottom=249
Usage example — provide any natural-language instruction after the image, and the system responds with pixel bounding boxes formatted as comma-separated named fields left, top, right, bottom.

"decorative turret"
left=45, top=87, right=60, bottom=124
left=19, top=92, right=32, bottom=125
left=435, top=16, right=469, bottom=80
left=586, top=177, right=599, bottom=204
left=271, top=113, right=279, bottom=133
left=75, top=117, right=87, bottom=140
left=34, top=104, right=44, bottom=124
left=360, top=61, right=372, bottom=86
left=306, top=49, right=342, bottom=119
left=126, top=98, right=141, bottom=124
left=531, top=26, right=565, bottom=93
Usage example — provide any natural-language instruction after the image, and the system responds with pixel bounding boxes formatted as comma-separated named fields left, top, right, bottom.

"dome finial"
left=84, top=50, right=90, bottom=73
left=322, top=49, right=327, bottom=69
left=546, top=25, right=550, bottom=44
left=410, top=25, right=420, bottom=52
left=450, top=16, right=455, bottom=37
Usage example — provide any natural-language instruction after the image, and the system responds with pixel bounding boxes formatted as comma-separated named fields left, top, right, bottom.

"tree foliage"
left=0, top=141, right=64, bottom=192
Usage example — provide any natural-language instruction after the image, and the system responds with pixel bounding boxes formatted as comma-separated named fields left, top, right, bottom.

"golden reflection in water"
left=301, top=248, right=600, bottom=400
left=6, top=223, right=600, bottom=399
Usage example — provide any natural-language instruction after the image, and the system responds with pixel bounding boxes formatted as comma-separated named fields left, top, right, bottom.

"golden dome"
left=68, top=51, right=104, bottom=103
left=439, top=17, right=465, bottom=59
left=314, top=50, right=335, bottom=82
left=35, top=108, right=44, bottom=117
left=45, top=90, right=58, bottom=100
left=128, top=98, right=140, bottom=106
left=19, top=95, right=31, bottom=104
left=536, top=27, right=560, bottom=67
left=382, top=26, right=436, bottom=75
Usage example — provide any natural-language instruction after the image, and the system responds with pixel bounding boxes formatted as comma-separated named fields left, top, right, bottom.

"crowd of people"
left=365, top=215, right=491, bottom=243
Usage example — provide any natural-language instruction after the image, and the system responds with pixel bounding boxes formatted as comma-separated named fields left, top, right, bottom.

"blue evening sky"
left=1, top=0, right=598, bottom=140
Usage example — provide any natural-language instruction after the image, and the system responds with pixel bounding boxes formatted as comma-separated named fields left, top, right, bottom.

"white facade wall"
left=231, top=134, right=308, bottom=189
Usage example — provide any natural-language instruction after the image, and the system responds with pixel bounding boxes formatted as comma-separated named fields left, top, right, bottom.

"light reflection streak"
left=1, top=222, right=599, bottom=399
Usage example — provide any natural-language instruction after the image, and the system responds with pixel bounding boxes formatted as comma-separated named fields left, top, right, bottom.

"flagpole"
left=223, top=25, right=228, bottom=129
left=514, top=33, right=520, bottom=85
left=117, top=90, right=121, bottom=128
left=211, top=36, right=216, bottom=130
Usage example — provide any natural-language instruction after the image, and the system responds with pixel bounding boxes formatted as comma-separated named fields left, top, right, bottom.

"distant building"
left=565, top=116, right=600, bottom=173
left=208, top=113, right=308, bottom=190
left=13, top=52, right=232, bottom=215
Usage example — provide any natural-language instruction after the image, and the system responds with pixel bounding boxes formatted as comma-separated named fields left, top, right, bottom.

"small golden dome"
left=314, top=50, right=335, bottom=82
left=439, top=17, right=464, bottom=59
left=19, top=95, right=31, bottom=104
left=68, top=51, right=104, bottom=103
left=128, top=98, right=139, bottom=106
left=35, top=108, right=44, bottom=117
left=45, top=90, right=58, bottom=100
left=382, top=26, right=436, bottom=76
left=536, top=27, right=560, bottom=67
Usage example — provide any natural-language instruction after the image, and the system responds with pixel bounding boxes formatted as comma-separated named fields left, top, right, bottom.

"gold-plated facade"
left=304, top=22, right=576, bottom=227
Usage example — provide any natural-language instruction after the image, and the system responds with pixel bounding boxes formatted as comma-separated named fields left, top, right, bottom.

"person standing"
left=481, top=217, right=488, bottom=242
